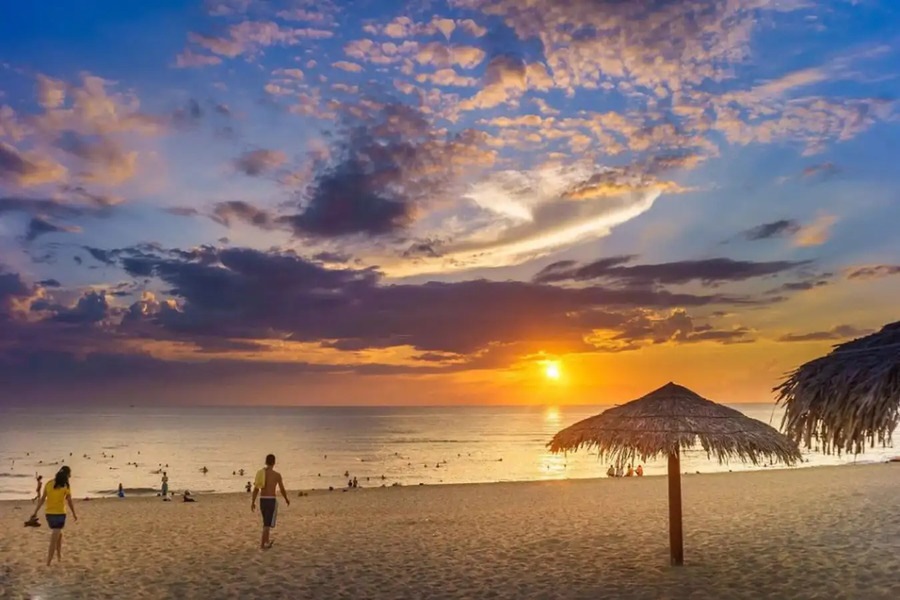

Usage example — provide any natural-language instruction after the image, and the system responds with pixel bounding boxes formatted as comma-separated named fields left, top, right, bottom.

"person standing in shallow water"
left=251, top=454, right=289, bottom=549
left=31, top=466, right=78, bottom=566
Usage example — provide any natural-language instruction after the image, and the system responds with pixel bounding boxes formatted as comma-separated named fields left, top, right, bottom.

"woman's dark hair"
left=53, top=466, right=71, bottom=489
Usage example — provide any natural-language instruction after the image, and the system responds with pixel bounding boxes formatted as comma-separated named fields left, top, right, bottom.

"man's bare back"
left=258, top=467, right=282, bottom=497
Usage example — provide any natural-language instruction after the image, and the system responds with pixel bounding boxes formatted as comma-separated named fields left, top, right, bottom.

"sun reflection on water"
left=544, top=406, right=560, bottom=423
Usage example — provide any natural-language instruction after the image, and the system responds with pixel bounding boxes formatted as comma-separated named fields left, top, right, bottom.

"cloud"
left=415, top=43, right=486, bottom=69
left=601, top=309, right=753, bottom=349
left=312, top=251, right=353, bottom=264
left=343, top=39, right=418, bottom=66
left=332, top=61, right=364, bottom=73
left=182, top=20, right=333, bottom=62
left=416, top=69, right=479, bottom=88
left=278, top=101, right=492, bottom=238
left=32, top=74, right=165, bottom=137
left=36, top=75, right=67, bottom=109
left=0, top=73, right=167, bottom=194
left=25, top=217, right=82, bottom=242
left=211, top=200, right=279, bottom=229
left=793, top=214, right=838, bottom=247
left=778, top=324, right=873, bottom=343
left=174, top=49, right=223, bottom=68
left=0, top=194, right=114, bottom=221
left=55, top=131, right=138, bottom=185
left=0, top=193, right=114, bottom=243
left=562, top=170, right=686, bottom=200
left=458, top=19, right=487, bottom=37
left=844, top=265, right=900, bottom=280
left=171, top=99, right=205, bottom=128
left=0, top=106, right=29, bottom=142
left=0, top=268, right=30, bottom=314
left=274, top=68, right=304, bottom=80
left=767, top=278, right=830, bottom=294
left=365, top=15, right=487, bottom=41
left=0, top=142, right=67, bottom=187
left=534, top=255, right=809, bottom=286
left=801, top=162, right=839, bottom=179
left=457, top=55, right=557, bottom=110
left=91, top=245, right=761, bottom=356
left=204, top=0, right=252, bottom=17
left=459, top=55, right=528, bottom=110
left=391, top=163, right=680, bottom=274
left=741, top=219, right=801, bottom=241
left=51, top=291, right=109, bottom=324
left=448, top=1, right=893, bottom=160
left=233, top=149, right=287, bottom=176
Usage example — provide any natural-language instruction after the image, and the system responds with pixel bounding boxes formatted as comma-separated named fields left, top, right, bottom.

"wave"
left=93, top=487, right=219, bottom=495
left=0, top=473, right=30, bottom=478
left=391, top=439, right=475, bottom=444
left=93, top=487, right=159, bottom=495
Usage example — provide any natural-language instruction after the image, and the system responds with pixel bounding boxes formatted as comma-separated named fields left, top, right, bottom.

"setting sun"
left=544, top=362, right=561, bottom=380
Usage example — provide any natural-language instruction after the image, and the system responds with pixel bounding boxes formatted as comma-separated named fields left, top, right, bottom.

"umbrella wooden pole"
left=667, top=448, right=684, bottom=566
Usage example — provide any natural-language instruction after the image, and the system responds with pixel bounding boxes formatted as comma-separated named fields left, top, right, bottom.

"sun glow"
left=544, top=361, right=561, bottom=380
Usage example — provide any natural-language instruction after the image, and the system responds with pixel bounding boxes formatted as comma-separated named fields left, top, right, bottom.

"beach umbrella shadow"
left=775, top=320, right=900, bottom=456
left=548, top=382, right=801, bottom=566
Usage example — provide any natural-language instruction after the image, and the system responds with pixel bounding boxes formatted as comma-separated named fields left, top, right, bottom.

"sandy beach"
left=2, top=464, right=899, bottom=599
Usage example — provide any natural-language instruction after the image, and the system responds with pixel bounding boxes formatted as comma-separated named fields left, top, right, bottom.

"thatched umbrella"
left=775, top=321, right=900, bottom=455
left=548, top=382, right=801, bottom=566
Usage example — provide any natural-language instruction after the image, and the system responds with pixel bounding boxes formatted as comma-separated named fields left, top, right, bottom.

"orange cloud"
left=793, top=214, right=838, bottom=247
left=0, top=142, right=68, bottom=187
left=333, top=61, right=364, bottom=73
left=415, top=43, right=486, bottom=69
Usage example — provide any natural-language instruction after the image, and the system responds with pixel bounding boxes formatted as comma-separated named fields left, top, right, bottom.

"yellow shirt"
left=45, top=482, right=70, bottom=515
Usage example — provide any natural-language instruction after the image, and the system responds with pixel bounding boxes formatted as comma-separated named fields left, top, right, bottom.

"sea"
left=0, top=404, right=896, bottom=501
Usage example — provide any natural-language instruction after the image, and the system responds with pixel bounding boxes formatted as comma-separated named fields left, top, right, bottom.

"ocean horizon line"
left=0, top=401, right=785, bottom=409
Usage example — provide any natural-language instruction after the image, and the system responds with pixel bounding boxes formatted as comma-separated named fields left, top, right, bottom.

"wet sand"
left=2, top=463, right=899, bottom=599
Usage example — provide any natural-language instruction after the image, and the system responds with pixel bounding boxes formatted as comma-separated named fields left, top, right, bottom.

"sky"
left=1, top=0, right=899, bottom=406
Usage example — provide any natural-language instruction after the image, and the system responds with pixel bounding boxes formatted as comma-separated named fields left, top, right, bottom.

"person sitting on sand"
left=251, top=453, right=290, bottom=550
left=606, top=465, right=615, bottom=478
left=31, top=466, right=78, bottom=566
left=615, top=464, right=624, bottom=477
left=117, top=483, right=125, bottom=498
left=626, top=465, right=634, bottom=477
left=636, top=465, right=644, bottom=477
left=183, top=490, right=196, bottom=502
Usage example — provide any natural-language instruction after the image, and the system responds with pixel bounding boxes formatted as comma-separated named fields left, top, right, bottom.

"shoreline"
left=2, top=460, right=894, bottom=505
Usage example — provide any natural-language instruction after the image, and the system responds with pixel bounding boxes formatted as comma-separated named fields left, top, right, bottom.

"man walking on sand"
left=251, top=454, right=289, bottom=549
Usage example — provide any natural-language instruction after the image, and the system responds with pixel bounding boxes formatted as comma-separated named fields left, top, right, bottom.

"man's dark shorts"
left=260, top=498, right=277, bottom=528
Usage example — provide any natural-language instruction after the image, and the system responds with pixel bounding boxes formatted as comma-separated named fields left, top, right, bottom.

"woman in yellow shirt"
left=31, top=466, right=78, bottom=566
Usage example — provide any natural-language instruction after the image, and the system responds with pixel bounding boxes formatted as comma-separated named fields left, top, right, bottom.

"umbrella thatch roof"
left=775, top=320, right=900, bottom=455
left=549, top=382, right=801, bottom=465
